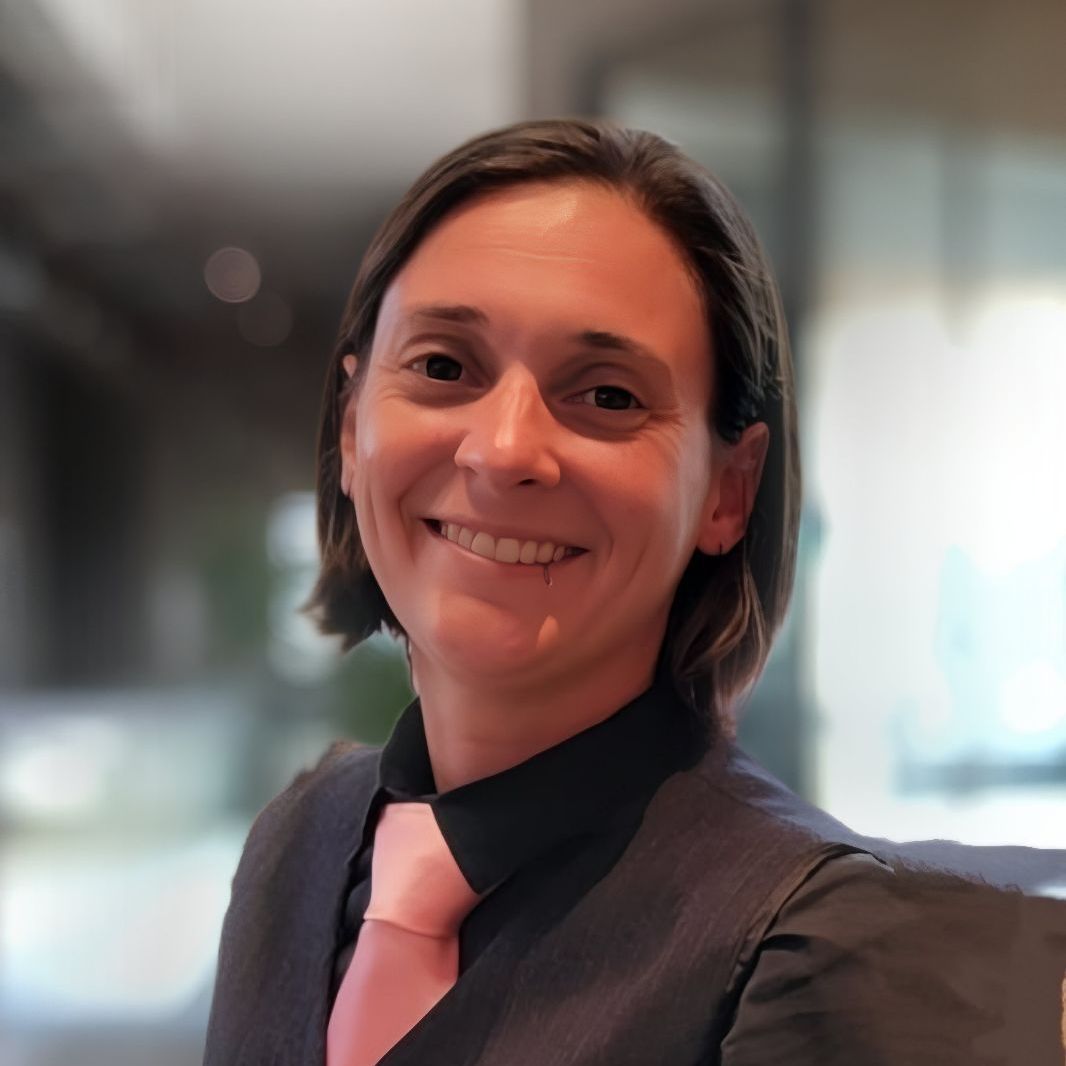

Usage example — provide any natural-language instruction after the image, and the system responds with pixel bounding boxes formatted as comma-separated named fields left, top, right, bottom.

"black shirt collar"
left=374, top=659, right=709, bottom=894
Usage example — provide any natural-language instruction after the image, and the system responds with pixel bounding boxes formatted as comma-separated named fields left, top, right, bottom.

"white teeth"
left=495, top=537, right=521, bottom=564
left=469, top=531, right=496, bottom=559
left=432, top=521, right=580, bottom=566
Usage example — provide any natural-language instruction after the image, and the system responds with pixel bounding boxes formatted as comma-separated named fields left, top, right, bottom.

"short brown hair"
left=305, top=117, right=800, bottom=735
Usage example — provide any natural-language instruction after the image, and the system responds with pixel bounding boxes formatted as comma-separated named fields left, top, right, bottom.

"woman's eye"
left=573, top=385, right=643, bottom=411
left=411, top=353, right=463, bottom=381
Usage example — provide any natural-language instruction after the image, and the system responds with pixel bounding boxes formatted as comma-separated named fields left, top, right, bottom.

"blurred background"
left=1, top=0, right=1064, bottom=1062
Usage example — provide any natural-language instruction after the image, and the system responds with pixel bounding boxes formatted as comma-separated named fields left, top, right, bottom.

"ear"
left=339, top=355, right=359, bottom=499
left=695, top=421, right=770, bottom=556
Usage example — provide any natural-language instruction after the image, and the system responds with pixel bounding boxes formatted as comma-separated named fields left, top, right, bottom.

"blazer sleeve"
left=719, top=851, right=1066, bottom=1066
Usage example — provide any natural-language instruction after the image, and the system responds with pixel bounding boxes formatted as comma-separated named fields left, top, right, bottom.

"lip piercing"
left=542, top=563, right=552, bottom=587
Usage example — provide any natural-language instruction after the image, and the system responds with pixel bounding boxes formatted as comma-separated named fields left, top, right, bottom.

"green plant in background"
left=200, top=509, right=273, bottom=668
left=329, top=636, right=415, bottom=745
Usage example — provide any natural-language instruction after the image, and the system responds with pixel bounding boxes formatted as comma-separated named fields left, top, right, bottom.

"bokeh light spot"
left=203, top=246, right=261, bottom=304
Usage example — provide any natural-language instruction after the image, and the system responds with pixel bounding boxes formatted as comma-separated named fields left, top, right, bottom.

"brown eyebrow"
left=573, top=329, right=663, bottom=368
left=405, top=303, right=490, bottom=327
left=403, top=304, right=668, bottom=370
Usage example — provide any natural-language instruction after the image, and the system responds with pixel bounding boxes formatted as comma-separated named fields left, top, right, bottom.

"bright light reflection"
left=998, top=660, right=1066, bottom=735
left=812, top=283, right=1066, bottom=843
left=0, top=718, right=124, bottom=819
left=2, top=833, right=242, bottom=1021
left=951, top=288, right=1066, bottom=576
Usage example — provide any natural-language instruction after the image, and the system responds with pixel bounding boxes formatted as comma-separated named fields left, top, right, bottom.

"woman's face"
left=340, top=180, right=760, bottom=690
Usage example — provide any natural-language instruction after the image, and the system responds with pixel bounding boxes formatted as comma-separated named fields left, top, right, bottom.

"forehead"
left=374, top=180, right=712, bottom=390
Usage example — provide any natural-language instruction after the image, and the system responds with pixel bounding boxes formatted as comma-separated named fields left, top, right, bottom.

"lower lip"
left=422, top=520, right=587, bottom=574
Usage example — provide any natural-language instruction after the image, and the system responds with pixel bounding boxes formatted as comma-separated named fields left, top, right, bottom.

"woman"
left=204, top=118, right=1066, bottom=1065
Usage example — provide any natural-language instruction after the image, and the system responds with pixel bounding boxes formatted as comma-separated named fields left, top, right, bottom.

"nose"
left=452, top=367, right=562, bottom=489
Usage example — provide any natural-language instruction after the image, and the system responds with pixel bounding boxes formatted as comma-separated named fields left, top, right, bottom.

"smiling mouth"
left=423, top=518, right=588, bottom=566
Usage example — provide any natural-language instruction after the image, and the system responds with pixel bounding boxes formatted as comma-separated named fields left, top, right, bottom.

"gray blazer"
left=204, top=739, right=1066, bottom=1065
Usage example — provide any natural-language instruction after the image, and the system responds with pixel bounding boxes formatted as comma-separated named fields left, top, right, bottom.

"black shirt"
left=330, top=665, right=707, bottom=999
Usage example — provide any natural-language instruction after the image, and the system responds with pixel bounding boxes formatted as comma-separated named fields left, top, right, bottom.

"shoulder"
left=721, top=850, right=1066, bottom=1065
left=232, top=739, right=381, bottom=881
left=688, top=741, right=866, bottom=849
left=248, top=738, right=378, bottom=831
left=650, top=742, right=877, bottom=921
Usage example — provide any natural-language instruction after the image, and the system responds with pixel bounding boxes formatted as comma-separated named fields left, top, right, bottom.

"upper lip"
left=424, top=516, right=588, bottom=550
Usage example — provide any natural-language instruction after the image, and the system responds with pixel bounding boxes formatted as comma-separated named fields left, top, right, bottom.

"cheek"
left=353, top=401, right=453, bottom=516
left=349, top=402, right=402, bottom=538
left=613, top=442, right=711, bottom=559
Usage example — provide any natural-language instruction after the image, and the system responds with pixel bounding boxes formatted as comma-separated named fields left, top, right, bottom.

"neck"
left=409, top=641, right=663, bottom=793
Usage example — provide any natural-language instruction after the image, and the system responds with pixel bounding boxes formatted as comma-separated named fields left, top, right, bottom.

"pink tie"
left=326, top=802, right=482, bottom=1066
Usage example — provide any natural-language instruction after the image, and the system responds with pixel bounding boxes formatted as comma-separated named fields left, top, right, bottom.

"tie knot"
left=363, top=802, right=481, bottom=938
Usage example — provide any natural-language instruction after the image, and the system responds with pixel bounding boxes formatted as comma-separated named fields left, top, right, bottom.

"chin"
left=416, top=596, right=564, bottom=681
